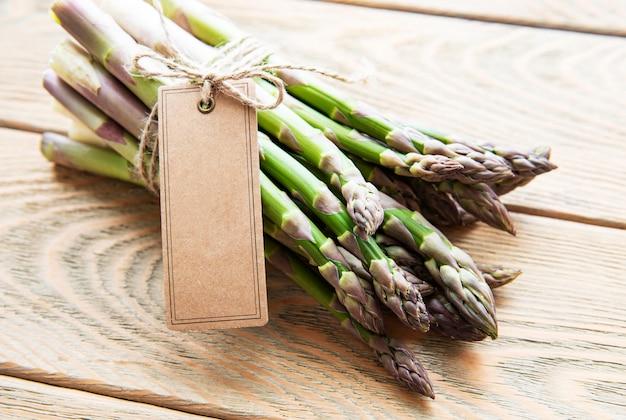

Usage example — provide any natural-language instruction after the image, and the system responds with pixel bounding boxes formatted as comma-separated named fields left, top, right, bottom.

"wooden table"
left=2, top=0, right=625, bottom=418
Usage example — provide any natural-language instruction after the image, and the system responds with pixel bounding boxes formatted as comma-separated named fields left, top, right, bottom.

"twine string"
left=133, top=3, right=355, bottom=195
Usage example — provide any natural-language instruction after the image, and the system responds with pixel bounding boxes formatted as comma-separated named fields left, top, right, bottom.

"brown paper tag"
left=158, top=81, right=268, bottom=330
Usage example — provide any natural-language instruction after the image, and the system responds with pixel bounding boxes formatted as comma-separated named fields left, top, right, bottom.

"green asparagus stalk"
left=424, top=290, right=488, bottom=342
left=259, top=134, right=430, bottom=332
left=259, top=170, right=386, bottom=334
left=377, top=193, right=498, bottom=339
left=40, top=132, right=431, bottom=394
left=282, top=92, right=463, bottom=182
left=404, top=124, right=558, bottom=192
left=435, top=181, right=516, bottom=235
left=264, top=236, right=435, bottom=397
left=42, top=68, right=140, bottom=164
left=476, top=263, right=522, bottom=289
left=151, top=0, right=515, bottom=185
left=381, top=239, right=522, bottom=291
left=49, top=39, right=151, bottom=139
left=97, top=0, right=384, bottom=236
left=263, top=215, right=376, bottom=287
left=353, top=157, right=477, bottom=228
left=50, top=0, right=170, bottom=108
left=353, top=156, right=514, bottom=233
left=40, top=132, right=143, bottom=186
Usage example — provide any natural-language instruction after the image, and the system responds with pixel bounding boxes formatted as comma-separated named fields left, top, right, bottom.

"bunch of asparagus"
left=41, top=0, right=556, bottom=398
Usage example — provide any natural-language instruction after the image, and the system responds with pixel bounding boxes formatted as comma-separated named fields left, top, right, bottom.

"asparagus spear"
left=40, top=132, right=142, bottom=186
left=40, top=132, right=431, bottom=395
left=381, top=240, right=522, bottom=291
left=476, top=263, right=522, bottom=289
left=404, top=124, right=558, bottom=193
left=50, top=0, right=170, bottom=108
left=262, top=215, right=384, bottom=330
left=373, top=236, right=492, bottom=341
left=259, top=134, right=430, bottom=332
left=282, top=92, right=463, bottom=181
left=151, top=0, right=514, bottom=185
left=406, top=178, right=477, bottom=227
left=377, top=193, right=498, bottom=339
left=49, top=39, right=151, bottom=139
left=264, top=236, right=435, bottom=397
left=353, top=156, right=514, bottom=233
left=42, top=68, right=140, bottom=164
left=97, top=0, right=384, bottom=236
left=262, top=213, right=374, bottom=283
left=353, top=157, right=477, bottom=228
left=435, top=181, right=516, bottom=235
left=424, top=290, right=488, bottom=342
left=260, top=170, right=386, bottom=334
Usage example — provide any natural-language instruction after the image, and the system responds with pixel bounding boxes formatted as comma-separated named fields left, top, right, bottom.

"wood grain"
left=1, top=0, right=626, bottom=418
left=1, top=128, right=625, bottom=418
left=3, top=0, right=626, bottom=228
left=0, top=0, right=69, bottom=134
left=0, top=375, right=212, bottom=419
left=229, top=0, right=626, bottom=229
left=319, top=0, right=626, bottom=37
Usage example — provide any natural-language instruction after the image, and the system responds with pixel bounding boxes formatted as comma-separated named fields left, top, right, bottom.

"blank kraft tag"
left=158, top=81, right=268, bottom=330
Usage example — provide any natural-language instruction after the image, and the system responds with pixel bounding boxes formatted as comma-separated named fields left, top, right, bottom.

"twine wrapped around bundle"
left=131, top=1, right=355, bottom=195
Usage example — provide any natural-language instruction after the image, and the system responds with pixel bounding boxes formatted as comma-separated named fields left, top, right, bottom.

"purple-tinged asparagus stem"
left=476, top=263, right=522, bottom=289
left=50, top=0, right=170, bottom=107
left=49, top=39, right=151, bottom=139
left=378, top=193, right=498, bottom=339
left=152, top=0, right=514, bottom=186
left=264, top=236, right=434, bottom=397
left=40, top=132, right=143, bottom=186
left=102, top=0, right=384, bottom=236
left=42, top=68, right=140, bottom=164
left=261, top=171, right=386, bottom=335
left=406, top=125, right=558, bottom=194
left=436, top=181, right=516, bottom=235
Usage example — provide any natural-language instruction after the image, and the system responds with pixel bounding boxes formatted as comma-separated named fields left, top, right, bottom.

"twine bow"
left=132, top=2, right=356, bottom=195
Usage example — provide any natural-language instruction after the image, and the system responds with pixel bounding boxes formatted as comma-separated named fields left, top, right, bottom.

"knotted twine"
left=132, top=4, right=356, bottom=195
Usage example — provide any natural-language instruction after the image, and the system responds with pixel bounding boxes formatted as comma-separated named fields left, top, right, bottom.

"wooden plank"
left=234, top=0, right=626, bottom=228
left=2, top=0, right=626, bottom=417
left=0, top=0, right=69, bottom=134
left=3, top=0, right=626, bottom=227
left=320, top=0, right=626, bottom=37
left=0, top=375, right=212, bottom=419
left=1, top=128, right=625, bottom=418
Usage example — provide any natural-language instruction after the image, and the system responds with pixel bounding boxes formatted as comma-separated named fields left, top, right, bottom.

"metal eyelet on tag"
left=197, top=96, right=216, bottom=113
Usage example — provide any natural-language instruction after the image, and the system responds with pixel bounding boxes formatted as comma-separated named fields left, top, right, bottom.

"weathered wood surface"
left=1, top=0, right=626, bottom=418
left=0, top=375, right=212, bottom=420
left=320, top=0, right=626, bottom=36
